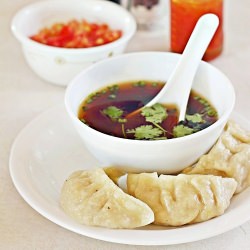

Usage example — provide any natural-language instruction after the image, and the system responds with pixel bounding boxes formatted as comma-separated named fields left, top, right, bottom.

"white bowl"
left=11, top=0, right=136, bottom=86
left=65, top=52, right=235, bottom=174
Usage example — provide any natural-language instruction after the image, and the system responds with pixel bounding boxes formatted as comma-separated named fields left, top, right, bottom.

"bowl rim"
left=11, top=0, right=137, bottom=54
left=64, top=51, right=236, bottom=145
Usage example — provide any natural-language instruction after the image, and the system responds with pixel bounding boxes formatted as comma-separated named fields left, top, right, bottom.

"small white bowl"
left=11, top=0, right=136, bottom=86
left=65, top=52, right=235, bottom=174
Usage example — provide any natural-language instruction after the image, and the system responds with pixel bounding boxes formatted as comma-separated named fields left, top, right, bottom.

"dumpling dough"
left=127, top=172, right=237, bottom=226
left=60, top=168, right=154, bottom=229
left=183, top=121, right=250, bottom=193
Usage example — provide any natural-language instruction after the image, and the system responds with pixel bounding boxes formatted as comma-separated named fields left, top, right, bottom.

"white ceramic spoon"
left=145, top=14, right=219, bottom=121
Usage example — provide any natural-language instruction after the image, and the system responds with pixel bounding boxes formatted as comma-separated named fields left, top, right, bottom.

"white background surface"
left=1, top=0, right=250, bottom=249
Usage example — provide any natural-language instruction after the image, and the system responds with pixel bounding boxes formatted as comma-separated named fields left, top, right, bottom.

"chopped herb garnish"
left=108, top=84, right=119, bottom=92
left=173, top=125, right=194, bottom=138
left=206, top=108, right=217, bottom=117
left=186, top=114, right=204, bottom=123
left=102, top=106, right=123, bottom=121
left=133, top=81, right=146, bottom=87
left=86, top=98, right=93, bottom=104
left=127, top=125, right=164, bottom=140
left=151, top=82, right=159, bottom=87
left=141, top=103, right=167, bottom=124
left=195, top=96, right=218, bottom=117
left=86, top=91, right=103, bottom=104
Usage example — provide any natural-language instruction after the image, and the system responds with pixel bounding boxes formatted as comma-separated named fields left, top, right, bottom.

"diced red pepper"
left=30, top=19, right=122, bottom=48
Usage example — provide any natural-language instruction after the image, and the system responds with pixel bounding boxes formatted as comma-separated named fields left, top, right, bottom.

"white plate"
left=9, top=104, right=250, bottom=246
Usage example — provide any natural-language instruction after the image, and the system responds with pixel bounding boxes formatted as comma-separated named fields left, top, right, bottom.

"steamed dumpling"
left=60, top=168, right=154, bottom=229
left=127, top=172, right=237, bottom=226
left=183, top=121, right=250, bottom=193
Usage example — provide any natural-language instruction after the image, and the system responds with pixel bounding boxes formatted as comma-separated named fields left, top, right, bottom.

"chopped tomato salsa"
left=30, top=19, right=122, bottom=48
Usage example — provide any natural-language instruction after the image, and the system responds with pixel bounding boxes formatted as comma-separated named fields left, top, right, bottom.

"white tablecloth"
left=1, top=0, right=250, bottom=249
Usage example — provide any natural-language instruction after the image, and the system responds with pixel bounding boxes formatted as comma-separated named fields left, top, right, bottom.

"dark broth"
left=78, top=81, right=218, bottom=140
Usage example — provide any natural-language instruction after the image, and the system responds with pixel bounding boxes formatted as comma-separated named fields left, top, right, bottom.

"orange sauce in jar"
left=170, top=0, right=223, bottom=61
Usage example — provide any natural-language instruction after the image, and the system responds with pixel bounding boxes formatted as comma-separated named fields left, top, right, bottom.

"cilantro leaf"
left=173, top=125, right=194, bottom=138
left=102, top=106, right=123, bottom=121
left=186, top=114, right=204, bottom=123
left=206, top=107, right=217, bottom=117
left=126, top=125, right=164, bottom=140
left=141, top=103, right=167, bottom=124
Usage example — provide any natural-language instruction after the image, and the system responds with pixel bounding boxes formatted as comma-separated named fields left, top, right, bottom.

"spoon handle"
left=146, top=14, right=219, bottom=121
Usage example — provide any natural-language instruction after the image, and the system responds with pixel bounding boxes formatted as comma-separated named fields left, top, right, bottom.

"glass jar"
left=170, top=0, right=223, bottom=61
